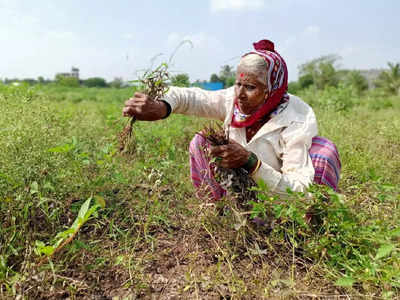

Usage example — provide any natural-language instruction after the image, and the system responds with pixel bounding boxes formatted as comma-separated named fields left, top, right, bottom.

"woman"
left=122, top=39, right=341, bottom=200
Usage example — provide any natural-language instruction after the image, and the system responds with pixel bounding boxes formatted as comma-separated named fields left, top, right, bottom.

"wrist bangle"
left=250, top=159, right=262, bottom=176
left=160, top=100, right=172, bottom=119
left=242, top=152, right=258, bottom=172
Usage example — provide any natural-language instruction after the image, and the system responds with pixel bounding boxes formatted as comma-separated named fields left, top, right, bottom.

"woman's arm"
left=163, top=86, right=234, bottom=121
left=123, top=86, right=234, bottom=122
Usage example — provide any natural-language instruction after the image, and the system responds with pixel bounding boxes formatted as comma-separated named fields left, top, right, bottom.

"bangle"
left=250, top=159, right=262, bottom=176
left=160, top=100, right=172, bottom=119
left=242, top=152, right=258, bottom=172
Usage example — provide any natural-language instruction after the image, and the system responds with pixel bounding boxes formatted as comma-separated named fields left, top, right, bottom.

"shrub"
left=83, top=77, right=108, bottom=88
left=55, top=75, right=80, bottom=87
left=343, top=71, right=369, bottom=94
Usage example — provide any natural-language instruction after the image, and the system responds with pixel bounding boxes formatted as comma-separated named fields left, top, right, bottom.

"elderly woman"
left=122, top=39, right=341, bottom=200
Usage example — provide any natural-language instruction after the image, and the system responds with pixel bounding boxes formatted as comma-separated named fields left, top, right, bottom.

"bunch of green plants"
left=300, top=84, right=357, bottom=112
left=247, top=181, right=400, bottom=292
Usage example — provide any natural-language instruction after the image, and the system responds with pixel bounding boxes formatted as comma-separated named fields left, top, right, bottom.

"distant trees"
left=208, top=65, right=236, bottom=88
left=288, top=55, right=378, bottom=97
left=171, top=73, right=190, bottom=87
left=55, top=74, right=80, bottom=87
left=298, top=55, right=340, bottom=90
left=110, top=77, right=123, bottom=88
left=219, top=65, right=236, bottom=88
left=83, top=77, right=107, bottom=88
left=210, top=73, right=220, bottom=83
left=375, top=62, right=400, bottom=95
left=344, top=71, right=369, bottom=94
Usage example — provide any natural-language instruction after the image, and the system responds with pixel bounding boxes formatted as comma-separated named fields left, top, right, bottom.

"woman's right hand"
left=122, top=92, right=168, bottom=121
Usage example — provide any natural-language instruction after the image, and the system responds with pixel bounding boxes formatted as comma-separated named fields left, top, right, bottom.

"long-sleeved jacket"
left=163, top=86, right=318, bottom=194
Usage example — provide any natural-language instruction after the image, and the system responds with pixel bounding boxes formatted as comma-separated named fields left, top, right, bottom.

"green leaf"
left=375, top=244, right=395, bottom=259
left=30, top=181, right=39, bottom=194
left=389, top=228, right=400, bottom=237
left=83, top=204, right=100, bottom=223
left=94, top=195, right=106, bottom=208
left=55, top=228, right=75, bottom=240
left=335, top=276, right=355, bottom=287
left=47, top=143, right=74, bottom=153
left=78, top=198, right=92, bottom=221
left=40, top=246, right=55, bottom=256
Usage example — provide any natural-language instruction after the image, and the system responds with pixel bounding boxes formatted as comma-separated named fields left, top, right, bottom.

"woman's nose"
left=238, top=86, right=245, bottom=97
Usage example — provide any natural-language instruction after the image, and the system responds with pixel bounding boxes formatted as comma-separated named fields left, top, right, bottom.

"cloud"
left=210, top=0, right=265, bottom=13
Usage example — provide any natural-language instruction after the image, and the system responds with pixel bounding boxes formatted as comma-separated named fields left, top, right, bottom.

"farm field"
left=0, top=84, right=399, bottom=299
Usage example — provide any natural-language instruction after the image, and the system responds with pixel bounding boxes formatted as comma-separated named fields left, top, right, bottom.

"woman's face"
left=234, top=68, right=268, bottom=115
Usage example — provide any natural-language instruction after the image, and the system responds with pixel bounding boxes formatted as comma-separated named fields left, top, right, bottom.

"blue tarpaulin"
left=195, top=82, right=224, bottom=91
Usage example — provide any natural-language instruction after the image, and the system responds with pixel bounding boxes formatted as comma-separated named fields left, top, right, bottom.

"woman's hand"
left=209, top=139, right=250, bottom=169
left=122, top=92, right=167, bottom=121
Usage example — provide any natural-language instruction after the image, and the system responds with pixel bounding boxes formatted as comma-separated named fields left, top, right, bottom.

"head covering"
left=231, top=39, right=289, bottom=128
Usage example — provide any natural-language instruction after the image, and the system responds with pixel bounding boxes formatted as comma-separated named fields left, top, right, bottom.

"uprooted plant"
left=118, top=62, right=170, bottom=153
left=199, top=122, right=257, bottom=204
left=118, top=41, right=193, bottom=153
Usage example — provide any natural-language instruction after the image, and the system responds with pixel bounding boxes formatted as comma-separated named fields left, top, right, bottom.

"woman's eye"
left=246, top=85, right=255, bottom=90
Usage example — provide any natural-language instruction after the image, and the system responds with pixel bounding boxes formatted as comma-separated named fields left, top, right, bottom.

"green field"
left=0, top=83, right=399, bottom=299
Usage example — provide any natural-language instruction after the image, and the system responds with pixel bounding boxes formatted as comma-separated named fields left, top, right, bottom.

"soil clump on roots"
left=200, top=123, right=258, bottom=205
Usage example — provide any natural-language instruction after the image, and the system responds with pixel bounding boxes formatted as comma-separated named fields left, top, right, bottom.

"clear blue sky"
left=1, top=0, right=399, bottom=82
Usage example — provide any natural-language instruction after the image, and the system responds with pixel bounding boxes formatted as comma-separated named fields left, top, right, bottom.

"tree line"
left=1, top=56, right=399, bottom=95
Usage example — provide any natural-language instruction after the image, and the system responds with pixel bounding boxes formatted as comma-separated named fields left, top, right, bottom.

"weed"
left=0, top=84, right=399, bottom=298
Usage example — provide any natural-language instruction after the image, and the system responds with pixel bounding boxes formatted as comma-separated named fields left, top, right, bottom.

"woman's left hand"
left=209, top=139, right=250, bottom=169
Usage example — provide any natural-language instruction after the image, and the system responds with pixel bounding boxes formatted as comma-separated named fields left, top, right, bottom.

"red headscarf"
left=231, top=39, right=289, bottom=128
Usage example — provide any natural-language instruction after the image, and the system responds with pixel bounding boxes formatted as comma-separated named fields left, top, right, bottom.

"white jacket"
left=164, top=86, right=318, bottom=194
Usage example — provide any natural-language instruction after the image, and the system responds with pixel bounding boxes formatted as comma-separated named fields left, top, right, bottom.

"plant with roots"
left=198, top=123, right=257, bottom=204
left=118, top=41, right=193, bottom=153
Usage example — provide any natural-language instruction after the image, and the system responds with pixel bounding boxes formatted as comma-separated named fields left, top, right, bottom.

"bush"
left=109, top=77, right=123, bottom=89
left=299, top=55, right=340, bottom=90
left=374, top=62, right=400, bottom=95
left=55, top=75, right=80, bottom=87
left=300, top=84, right=356, bottom=112
left=83, top=77, right=108, bottom=88
left=319, top=84, right=356, bottom=111
left=343, top=71, right=369, bottom=94
left=171, top=73, right=190, bottom=87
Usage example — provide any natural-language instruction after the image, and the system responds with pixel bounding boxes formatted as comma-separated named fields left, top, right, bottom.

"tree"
left=171, top=73, right=190, bottom=87
left=375, top=62, right=400, bottom=95
left=210, top=73, right=220, bottom=83
left=38, top=76, right=45, bottom=84
left=299, top=55, right=340, bottom=90
left=287, top=81, right=301, bottom=94
left=344, top=71, right=368, bottom=94
left=83, top=77, right=107, bottom=88
left=298, top=73, right=314, bottom=90
left=110, top=77, right=123, bottom=88
left=219, top=65, right=236, bottom=88
left=22, top=78, right=37, bottom=85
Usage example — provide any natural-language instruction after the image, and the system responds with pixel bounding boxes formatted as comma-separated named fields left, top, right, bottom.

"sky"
left=1, top=0, right=399, bottom=82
